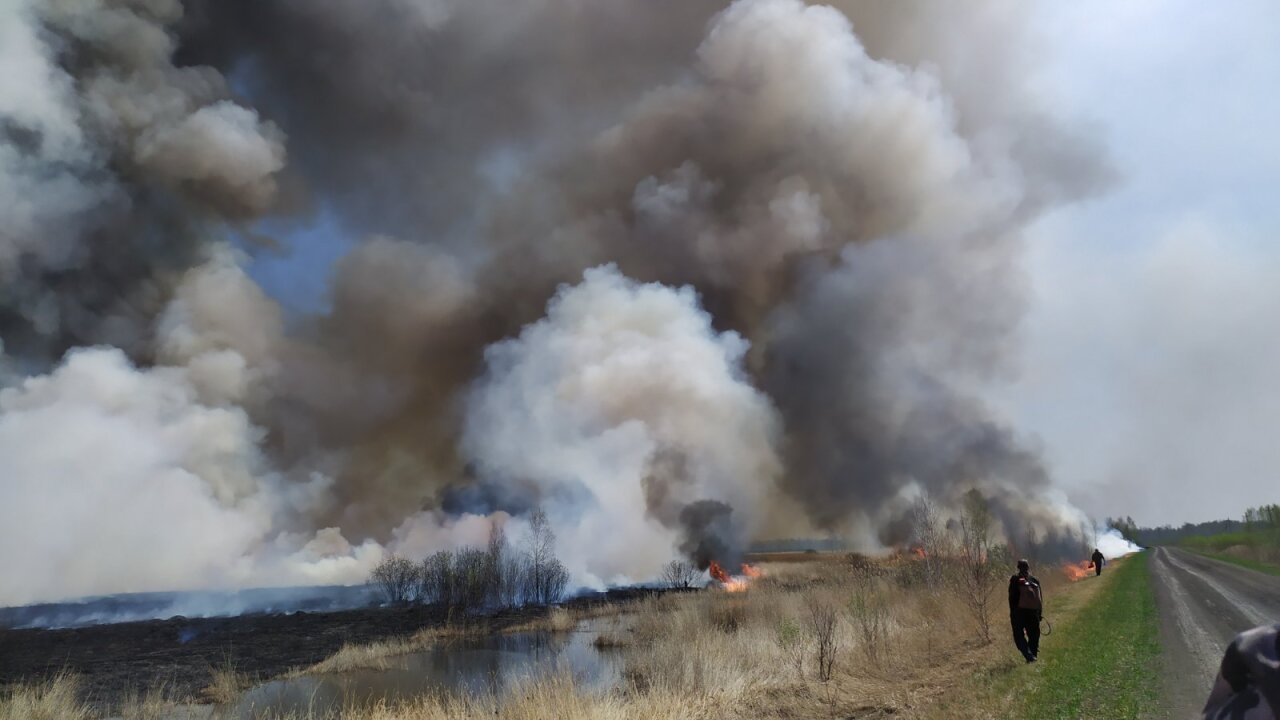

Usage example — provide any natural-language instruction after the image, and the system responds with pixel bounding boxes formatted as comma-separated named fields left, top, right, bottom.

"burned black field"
left=0, top=588, right=666, bottom=709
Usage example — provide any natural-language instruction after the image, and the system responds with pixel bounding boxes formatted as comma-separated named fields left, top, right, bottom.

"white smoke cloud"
left=0, top=346, right=377, bottom=607
left=1095, top=528, right=1141, bottom=559
left=460, top=265, right=782, bottom=586
left=0, top=0, right=113, bottom=273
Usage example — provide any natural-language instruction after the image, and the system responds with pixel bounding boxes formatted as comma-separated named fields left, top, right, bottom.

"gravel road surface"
left=1148, top=546, right=1280, bottom=718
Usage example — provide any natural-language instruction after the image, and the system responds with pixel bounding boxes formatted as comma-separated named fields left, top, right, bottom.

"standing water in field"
left=214, top=624, right=623, bottom=718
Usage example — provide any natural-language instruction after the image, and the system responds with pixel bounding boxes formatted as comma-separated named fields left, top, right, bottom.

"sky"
left=241, top=1, right=1280, bottom=531
left=997, top=1, right=1280, bottom=527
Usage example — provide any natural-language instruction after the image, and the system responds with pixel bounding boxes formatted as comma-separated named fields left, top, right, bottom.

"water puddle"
left=209, top=622, right=625, bottom=718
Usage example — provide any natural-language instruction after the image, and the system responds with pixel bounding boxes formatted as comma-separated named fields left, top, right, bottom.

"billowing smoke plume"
left=0, top=0, right=1111, bottom=606
left=0, top=0, right=285, bottom=364
left=458, top=266, right=781, bottom=580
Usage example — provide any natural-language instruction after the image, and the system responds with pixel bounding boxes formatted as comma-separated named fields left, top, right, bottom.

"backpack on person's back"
left=1016, top=575, right=1042, bottom=610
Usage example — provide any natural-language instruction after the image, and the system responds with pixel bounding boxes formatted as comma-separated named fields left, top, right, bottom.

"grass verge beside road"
left=1016, top=553, right=1160, bottom=719
left=930, top=554, right=1160, bottom=720
left=1187, top=550, right=1280, bottom=577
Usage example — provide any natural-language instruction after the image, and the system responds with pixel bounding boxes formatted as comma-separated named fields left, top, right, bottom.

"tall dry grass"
left=0, top=673, right=93, bottom=720
left=201, top=656, right=250, bottom=705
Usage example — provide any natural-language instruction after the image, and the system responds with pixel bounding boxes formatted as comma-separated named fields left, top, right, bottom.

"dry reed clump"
left=503, top=602, right=616, bottom=634
left=623, top=591, right=780, bottom=698
left=117, top=681, right=181, bottom=720
left=305, top=640, right=413, bottom=675
left=0, top=673, right=93, bottom=720
left=294, top=672, right=720, bottom=720
left=201, top=657, right=250, bottom=705
left=303, top=622, right=501, bottom=677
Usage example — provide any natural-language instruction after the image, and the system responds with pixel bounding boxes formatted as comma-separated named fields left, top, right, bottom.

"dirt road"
left=1148, top=546, right=1280, bottom=718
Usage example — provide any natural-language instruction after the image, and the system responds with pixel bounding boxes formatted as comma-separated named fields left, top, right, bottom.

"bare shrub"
left=848, top=575, right=891, bottom=663
left=661, top=559, right=700, bottom=589
left=806, top=595, right=840, bottom=682
left=952, top=489, right=1009, bottom=643
left=371, top=553, right=420, bottom=605
left=911, top=493, right=948, bottom=592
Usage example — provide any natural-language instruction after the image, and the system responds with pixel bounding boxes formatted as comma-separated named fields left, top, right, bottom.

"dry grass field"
left=0, top=552, right=1113, bottom=720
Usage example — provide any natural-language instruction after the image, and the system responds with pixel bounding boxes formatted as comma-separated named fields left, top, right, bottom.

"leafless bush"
left=661, top=559, right=701, bottom=589
left=951, top=489, right=1009, bottom=643
left=806, top=595, right=840, bottom=682
left=371, top=554, right=419, bottom=605
left=847, top=576, right=890, bottom=663
left=911, top=494, right=948, bottom=592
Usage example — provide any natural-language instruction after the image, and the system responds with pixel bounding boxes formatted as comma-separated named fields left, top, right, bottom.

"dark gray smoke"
left=0, top=0, right=1111, bottom=605
left=677, top=500, right=741, bottom=570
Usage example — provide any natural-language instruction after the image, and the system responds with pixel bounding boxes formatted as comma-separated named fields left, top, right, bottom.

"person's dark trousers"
left=1095, top=564, right=1103, bottom=576
left=1011, top=609, right=1041, bottom=660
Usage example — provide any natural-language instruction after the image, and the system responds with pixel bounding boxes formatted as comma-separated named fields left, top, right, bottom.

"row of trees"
left=1243, top=504, right=1280, bottom=530
left=370, top=509, right=570, bottom=610
left=1106, top=504, right=1279, bottom=547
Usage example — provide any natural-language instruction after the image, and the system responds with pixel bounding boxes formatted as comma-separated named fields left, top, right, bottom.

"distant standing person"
left=1091, top=548, right=1105, bottom=576
left=1009, top=559, right=1043, bottom=663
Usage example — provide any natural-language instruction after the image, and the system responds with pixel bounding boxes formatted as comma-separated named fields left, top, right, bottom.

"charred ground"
left=0, top=587, right=672, bottom=710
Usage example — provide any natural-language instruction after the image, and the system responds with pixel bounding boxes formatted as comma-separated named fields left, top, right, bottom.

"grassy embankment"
left=936, top=553, right=1160, bottom=720
left=1181, top=529, right=1280, bottom=575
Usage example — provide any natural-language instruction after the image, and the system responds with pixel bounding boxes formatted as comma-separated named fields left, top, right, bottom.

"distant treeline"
left=1109, top=505, right=1280, bottom=558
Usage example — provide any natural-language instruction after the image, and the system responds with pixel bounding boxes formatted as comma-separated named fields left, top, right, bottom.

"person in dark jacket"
left=1009, top=558, right=1043, bottom=663
left=1202, top=622, right=1280, bottom=718
left=1091, top=548, right=1105, bottom=576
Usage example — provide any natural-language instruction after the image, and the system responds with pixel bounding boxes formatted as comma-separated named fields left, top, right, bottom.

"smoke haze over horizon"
left=3, top=0, right=1270, bottom=608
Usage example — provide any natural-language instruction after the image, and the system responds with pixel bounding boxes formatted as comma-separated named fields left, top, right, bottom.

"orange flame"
left=708, top=561, right=759, bottom=592
left=1061, top=560, right=1092, bottom=581
left=912, top=547, right=927, bottom=559
left=708, top=561, right=731, bottom=584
